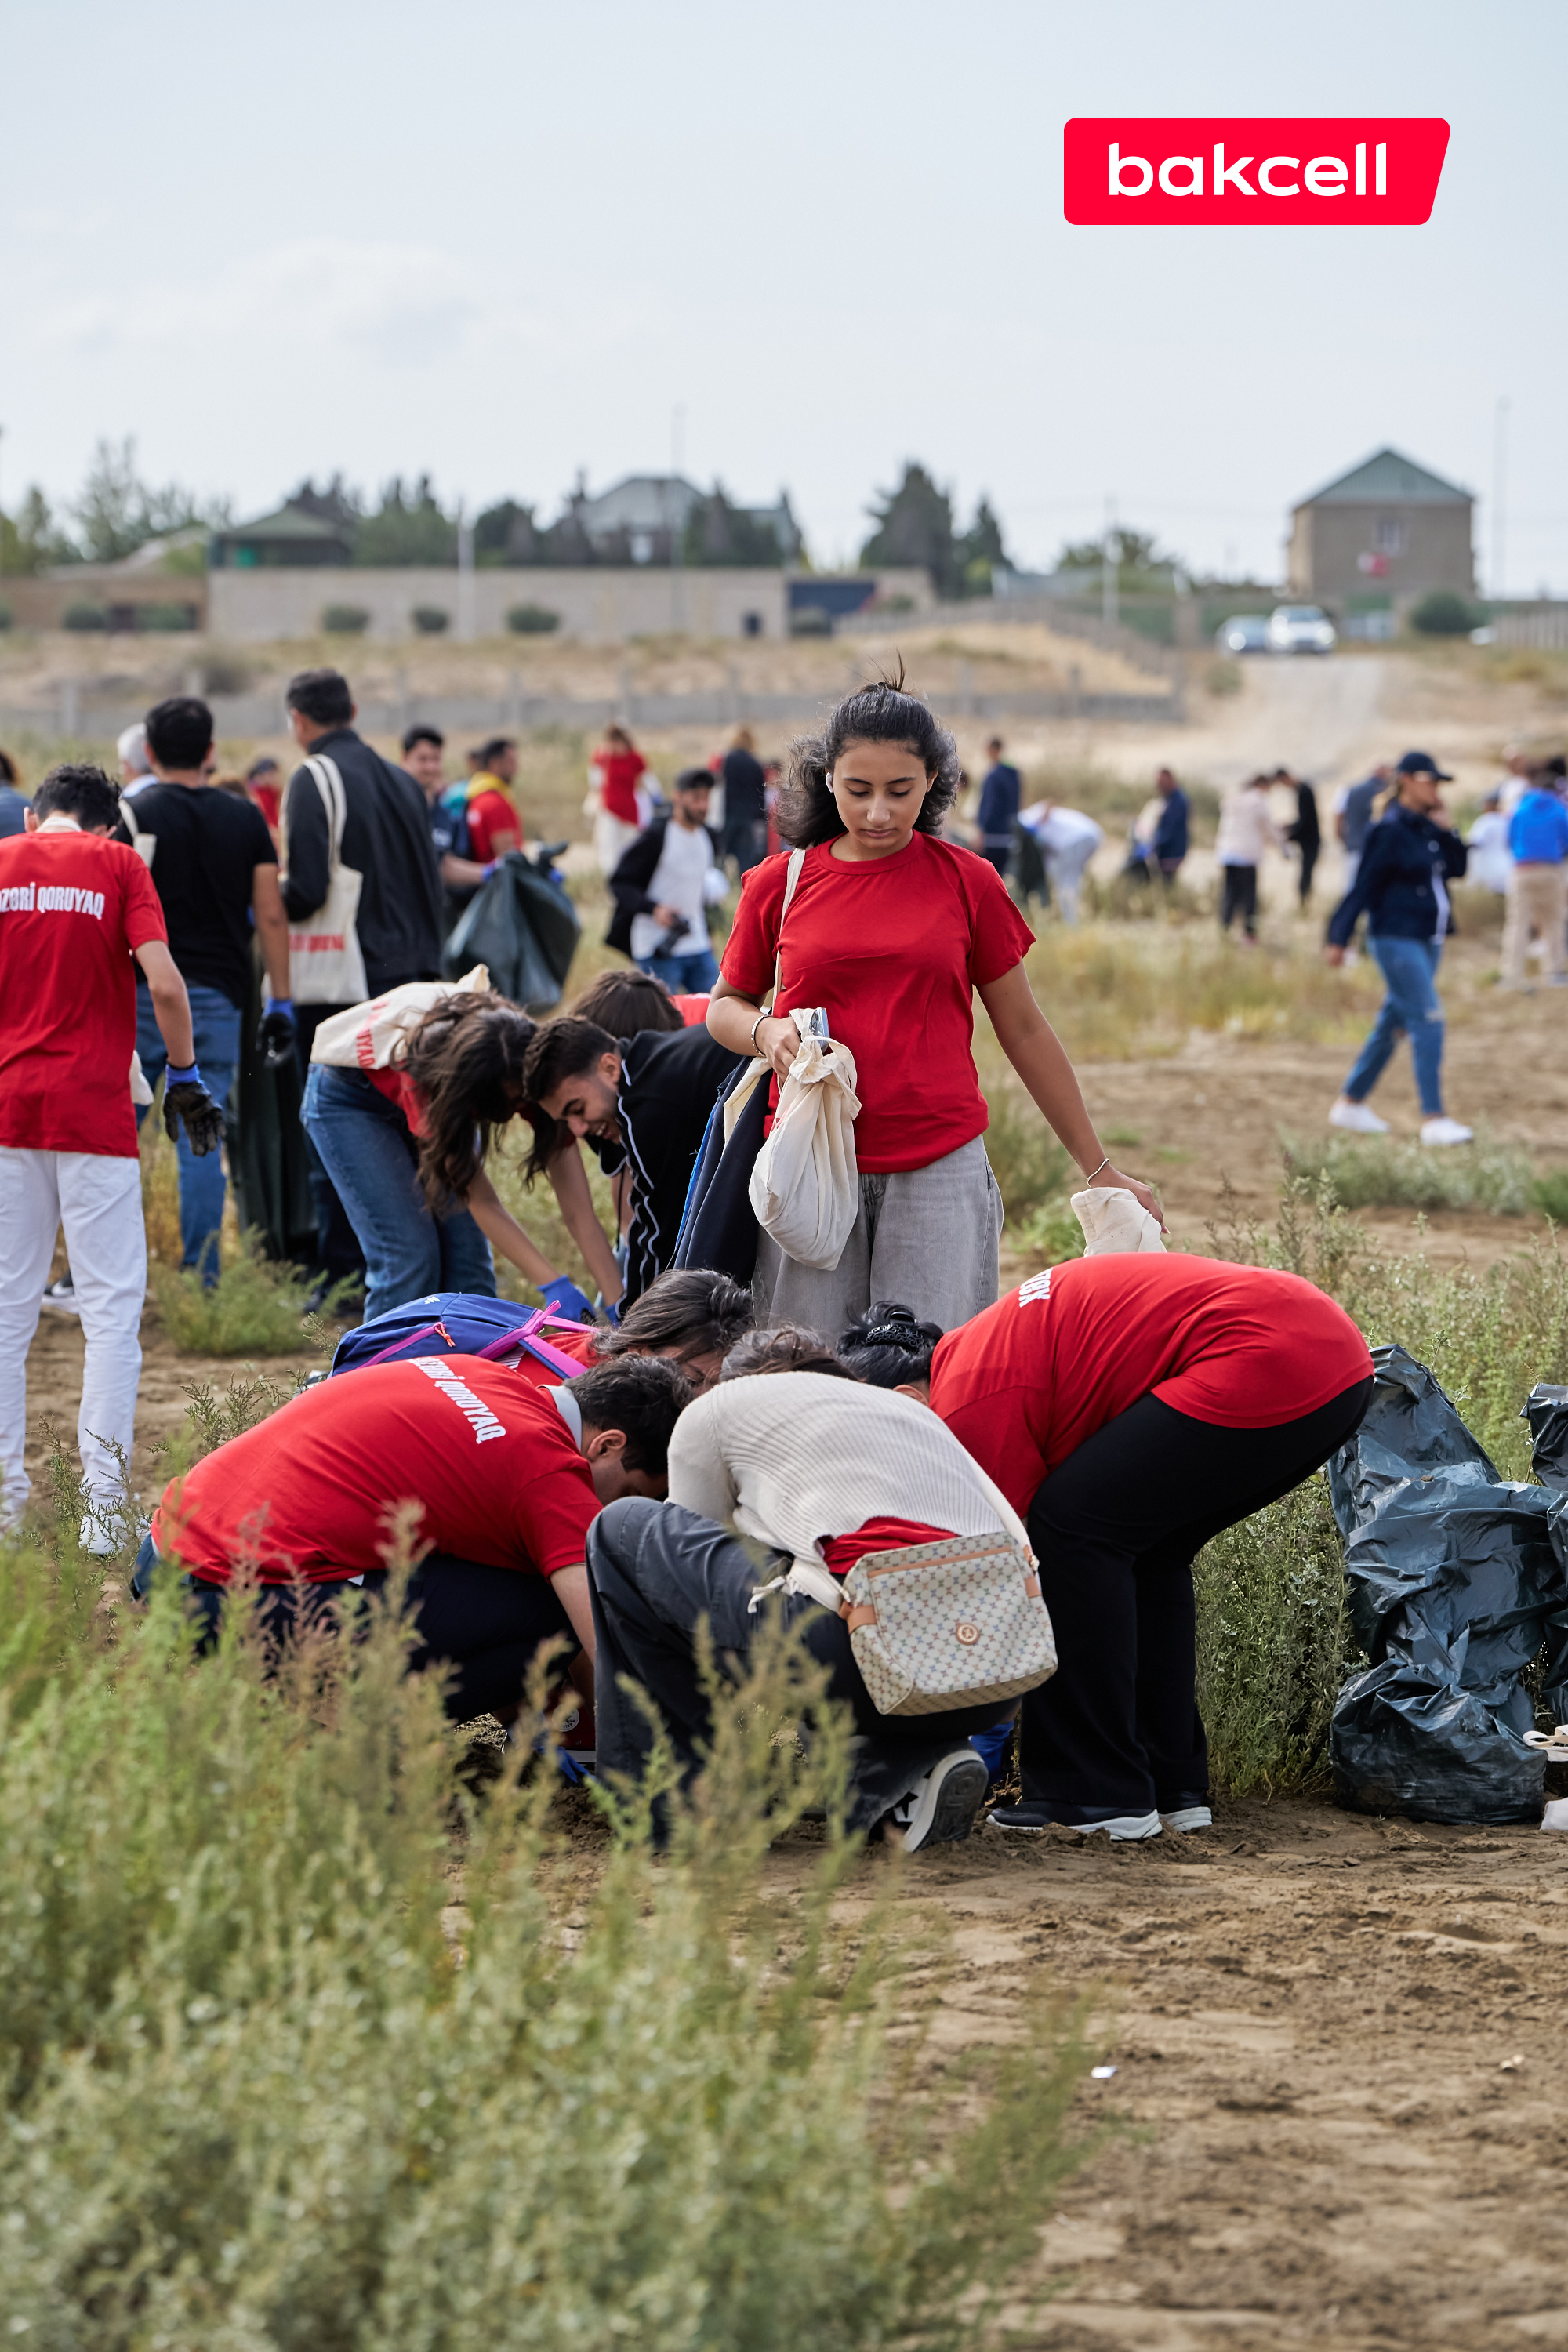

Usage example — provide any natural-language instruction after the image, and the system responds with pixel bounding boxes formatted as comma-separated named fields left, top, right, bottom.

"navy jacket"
left=1327, top=803, right=1467, bottom=947
left=1151, top=788, right=1189, bottom=866
left=281, top=727, right=443, bottom=993
left=976, top=760, right=1022, bottom=847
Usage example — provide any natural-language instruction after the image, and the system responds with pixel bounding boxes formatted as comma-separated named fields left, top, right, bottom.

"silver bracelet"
left=750, top=1009, right=771, bottom=1051
left=1083, top=1154, right=1111, bottom=1182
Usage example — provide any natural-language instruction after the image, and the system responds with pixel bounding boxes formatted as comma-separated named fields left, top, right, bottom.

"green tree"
left=860, top=462, right=960, bottom=596
left=683, top=484, right=785, bottom=567
left=352, top=474, right=457, bottom=566
left=474, top=498, right=543, bottom=566
left=957, top=495, right=1010, bottom=596
left=1057, top=524, right=1167, bottom=579
left=0, top=487, right=75, bottom=575
left=71, top=437, right=222, bottom=564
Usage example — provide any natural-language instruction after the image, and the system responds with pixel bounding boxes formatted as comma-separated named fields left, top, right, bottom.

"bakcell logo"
left=1064, top=118, right=1450, bottom=225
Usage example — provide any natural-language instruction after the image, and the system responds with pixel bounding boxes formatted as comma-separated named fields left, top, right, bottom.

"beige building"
left=1287, top=447, right=1474, bottom=626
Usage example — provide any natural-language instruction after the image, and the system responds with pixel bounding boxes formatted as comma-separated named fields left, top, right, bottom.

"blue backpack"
left=330, top=1292, right=590, bottom=1381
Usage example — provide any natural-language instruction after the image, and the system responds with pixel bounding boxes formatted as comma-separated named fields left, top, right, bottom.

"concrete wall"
left=207, top=566, right=793, bottom=644
left=1288, top=501, right=1475, bottom=608
left=0, top=571, right=208, bottom=629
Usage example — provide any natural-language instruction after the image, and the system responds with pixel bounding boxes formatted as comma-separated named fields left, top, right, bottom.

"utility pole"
left=1102, top=495, right=1118, bottom=630
left=456, top=503, right=475, bottom=642
left=1491, top=397, right=1509, bottom=604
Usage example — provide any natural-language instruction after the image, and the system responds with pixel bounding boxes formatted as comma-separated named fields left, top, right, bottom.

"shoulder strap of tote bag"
left=303, top=754, right=347, bottom=877
left=765, top=847, right=806, bottom=1008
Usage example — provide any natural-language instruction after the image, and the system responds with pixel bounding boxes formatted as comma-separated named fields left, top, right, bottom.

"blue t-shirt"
left=1508, top=789, right=1568, bottom=866
left=429, top=793, right=469, bottom=864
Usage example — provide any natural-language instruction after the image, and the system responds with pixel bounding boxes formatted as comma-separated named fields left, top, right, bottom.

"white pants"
left=595, top=810, right=641, bottom=875
left=1047, top=837, right=1098, bottom=924
left=0, top=1148, right=147, bottom=1526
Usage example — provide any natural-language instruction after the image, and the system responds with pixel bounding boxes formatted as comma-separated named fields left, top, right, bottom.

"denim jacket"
left=1327, top=802, right=1467, bottom=947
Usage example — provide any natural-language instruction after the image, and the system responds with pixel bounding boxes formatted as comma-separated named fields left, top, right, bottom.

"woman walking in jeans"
left=706, top=672, right=1162, bottom=1334
left=1324, top=750, right=1471, bottom=1147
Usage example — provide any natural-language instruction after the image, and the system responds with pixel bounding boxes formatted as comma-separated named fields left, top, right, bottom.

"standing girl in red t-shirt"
left=707, top=672, right=1162, bottom=1333
left=590, top=724, right=650, bottom=874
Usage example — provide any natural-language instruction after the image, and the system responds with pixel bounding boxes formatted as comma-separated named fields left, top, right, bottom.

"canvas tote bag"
left=746, top=1010, right=860, bottom=1270
left=308, top=964, right=492, bottom=1072
left=286, top=754, right=368, bottom=1005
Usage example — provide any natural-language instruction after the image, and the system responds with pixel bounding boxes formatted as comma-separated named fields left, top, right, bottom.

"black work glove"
left=164, top=1079, right=227, bottom=1157
left=256, top=1001, right=298, bottom=1069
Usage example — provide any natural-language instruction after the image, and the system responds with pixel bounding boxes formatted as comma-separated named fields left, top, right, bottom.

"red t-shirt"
left=366, top=1065, right=426, bottom=1134
left=720, top=835, right=1035, bottom=1172
left=820, top=1516, right=955, bottom=1577
left=0, top=825, right=167, bottom=1156
left=506, top=1323, right=598, bottom=1389
left=930, top=1255, right=1374, bottom=1515
left=464, top=786, right=521, bottom=865
left=250, top=782, right=281, bottom=829
left=151, top=1356, right=599, bottom=1584
left=671, top=993, right=710, bottom=1025
left=597, top=747, right=646, bottom=826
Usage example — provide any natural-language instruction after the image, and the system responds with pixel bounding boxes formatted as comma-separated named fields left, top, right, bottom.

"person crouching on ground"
left=503, top=1267, right=754, bottom=1397
left=836, top=1258, right=1373, bottom=1841
left=705, top=667, right=1161, bottom=1335
left=1324, top=750, right=1472, bottom=1148
left=586, top=1327, right=1033, bottom=1852
left=137, top=1355, right=688, bottom=1722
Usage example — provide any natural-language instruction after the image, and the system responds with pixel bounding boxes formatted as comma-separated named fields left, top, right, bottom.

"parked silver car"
left=1214, top=614, right=1270, bottom=654
left=1266, top=603, right=1337, bottom=655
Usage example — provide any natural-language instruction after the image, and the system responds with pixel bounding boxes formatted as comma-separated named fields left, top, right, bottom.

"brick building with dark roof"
left=1287, top=447, right=1474, bottom=628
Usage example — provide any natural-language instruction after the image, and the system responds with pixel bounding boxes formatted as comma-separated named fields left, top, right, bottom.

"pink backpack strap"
left=474, top=1305, right=590, bottom=1381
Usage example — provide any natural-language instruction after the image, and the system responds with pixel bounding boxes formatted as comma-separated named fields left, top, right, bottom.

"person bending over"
left=706, top=668, right=1160, bottom=1336
left=138, top=1354, right=688, bottom=1722
left=839, top=1261, right=1373, bottom=1840
left=522, top=1013, right=741, bottom=1308
left=505, top=1266, right=753, bottom=1397
left=586, top=1340, right=1032, bottom=1851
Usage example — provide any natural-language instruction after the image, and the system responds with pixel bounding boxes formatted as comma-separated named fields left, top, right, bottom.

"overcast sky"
left=4, top=0, right=1563, bottom=587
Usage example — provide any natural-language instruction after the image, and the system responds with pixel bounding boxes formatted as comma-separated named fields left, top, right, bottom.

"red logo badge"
left=1064, top=117, right=1450, bottom=226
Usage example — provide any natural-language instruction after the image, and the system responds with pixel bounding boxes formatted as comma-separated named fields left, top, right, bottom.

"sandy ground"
left=779, top=1798, right=1568, bottom=2351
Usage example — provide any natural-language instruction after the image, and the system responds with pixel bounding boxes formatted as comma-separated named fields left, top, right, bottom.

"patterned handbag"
left=840, top=1532, right=1057, bottom=1717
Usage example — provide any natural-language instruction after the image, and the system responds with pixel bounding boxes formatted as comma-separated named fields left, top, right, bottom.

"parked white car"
left=1267, top=603, right=1337, bottom=655
left=1214, top=614, right=1270, bottom=654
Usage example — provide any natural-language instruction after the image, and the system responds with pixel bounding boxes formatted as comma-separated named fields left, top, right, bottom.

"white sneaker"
left=884, top=1750, right=989, bottom=1853
left=41, top=1275, right=81, bottom=1316
left=1328, top=1098, right=1389, bottom=1135
left=1159, top=1805, right=1213, bottom=1833
left=1420, top=1116, right=1473, bottom=1148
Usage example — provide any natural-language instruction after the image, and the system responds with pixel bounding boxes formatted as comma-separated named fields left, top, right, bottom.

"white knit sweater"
left=666, top=1373, right=1011, bottom=1566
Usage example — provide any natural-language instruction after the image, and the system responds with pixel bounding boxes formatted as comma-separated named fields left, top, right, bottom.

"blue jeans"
left=301, top=1063, right=494, bottom=1322
left=636, top=946, right=720, bottom=993
left=1342, top=935, right=1446, bottom=1117
left=136, top=982, right=242, bottom=1283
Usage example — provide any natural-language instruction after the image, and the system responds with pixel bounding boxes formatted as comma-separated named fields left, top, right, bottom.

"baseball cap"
left=1395, top=750, right=1453, bottom=780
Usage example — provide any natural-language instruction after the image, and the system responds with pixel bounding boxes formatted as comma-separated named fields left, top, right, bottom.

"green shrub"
left=411, top=602, right=450, bottom=634
left=60, top=599, right=109, bottom=632
left=506, top=601, right=561, bottom=634
left=138, top=600, right=198, bottom=632
left=147, top=1238, right=350, bottom=1356
left=1410, top=590, right=1483, bottom=637
left=321, top=602, right=372, bottom=634
left=1196, top=1472, right=1353, bottom=1794
left=198, top=650, right=256, bottom=695
left=0, top=1528, right=1096, bottom=2347
left=982, top=1089, right=1075, bottom=1222
left=0, top=601, right=13, bottom=630
left=1283, top=1130, right=1537, bottom=1216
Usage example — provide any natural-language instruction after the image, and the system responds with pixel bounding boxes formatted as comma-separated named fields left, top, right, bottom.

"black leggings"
left=1022, top=1378, right=1373, bottom=1815
left=183, top=1550, right=575, bottom=1722
left=1220, top=865, right=1258, bottom=935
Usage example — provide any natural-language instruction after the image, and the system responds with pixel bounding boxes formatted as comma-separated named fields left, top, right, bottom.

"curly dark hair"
left=836, top=1301, right=942, bottom=1389
left=398, top=989, right=535, bottom=1208
left=772, top=659, right=962, bottom=848
left=720, top=1325, right=858, bottom=1381
left=593, top=1269, right=753, bottom=1372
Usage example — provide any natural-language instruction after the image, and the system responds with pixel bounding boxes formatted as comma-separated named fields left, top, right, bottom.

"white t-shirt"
left=630, top=818, right=722, bottom=960
left=1034, top=807, right=1103, bottom=858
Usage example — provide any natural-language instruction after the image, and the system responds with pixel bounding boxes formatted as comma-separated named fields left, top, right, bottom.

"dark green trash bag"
left=229, top=952, right=318, bottom=1265
left=442, top=850, right=581, bottom=1011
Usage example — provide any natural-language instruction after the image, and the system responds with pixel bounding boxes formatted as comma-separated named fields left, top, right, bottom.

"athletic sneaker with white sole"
left=1159, top=1804, right=1213, bottom=1832
left=1327, top=1098, right=1389, bottom=1135
left=881, top=1749, right=989, bottom=1853
left=1420, top=1116, right=1473, bottom=1147
left=986, top=1802, right=1162, bottom=1841
left=40, top=1275, right=80, bottom=1316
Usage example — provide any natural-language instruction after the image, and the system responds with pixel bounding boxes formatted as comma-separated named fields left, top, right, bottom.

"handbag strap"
left=765, top=846, right=806, bottom=1011
left=303, top=754, right=347, bottom=877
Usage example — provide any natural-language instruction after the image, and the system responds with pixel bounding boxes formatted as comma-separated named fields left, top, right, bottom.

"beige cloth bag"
left=285, top=755, right=368, bottom=1006
left=1070, top=1184, right=1166, bottom=1255
left=309, top=965, right=491, bottom=1070
left=747, top=1010, right=862, bottom=1270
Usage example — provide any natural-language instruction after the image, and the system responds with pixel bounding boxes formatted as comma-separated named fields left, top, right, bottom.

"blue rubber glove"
left=595, top=1294, right=622, bottom=1327
left=539, top=1276, right=594, bottom=1323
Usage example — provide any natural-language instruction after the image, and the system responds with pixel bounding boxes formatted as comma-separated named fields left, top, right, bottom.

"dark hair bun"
left=836, top=1301, right=942, bottom=1390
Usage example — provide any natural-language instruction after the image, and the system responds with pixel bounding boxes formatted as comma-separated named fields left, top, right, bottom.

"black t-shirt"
left=721, top=747, right=768, bottom=823
left=118, top=782, right=276, bottom=1009
left=595, top=1025, right=742, bottom=1303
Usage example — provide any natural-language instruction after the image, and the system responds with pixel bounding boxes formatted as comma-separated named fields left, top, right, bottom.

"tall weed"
left=148, top=1241, right=350, bottom=1356
left=1283, top=1130, right=1539, bottom=1217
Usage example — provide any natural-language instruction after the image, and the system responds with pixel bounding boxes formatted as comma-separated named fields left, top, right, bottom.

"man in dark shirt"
left=975, top=737, right=1022, bottom=878
left=401, top=722, right=488, bottom=935
left=1334, top=766, right=1389, bottom=895
left=116, top=695, right=291, bottom=1280
left=282, top=668, right=444, bottom=1288
left=720, top=727, right=768, bottom=877
left=521, top=1016, right=741, bottom=1305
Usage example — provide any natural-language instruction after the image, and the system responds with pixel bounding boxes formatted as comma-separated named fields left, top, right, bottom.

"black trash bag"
left=1327, top=1343, right=1561, bottom=1824
left=443, top=851, right=581, bottom=1011
left=1523, top=1384, right=1568, bottom=1491
left=229, top=949, right=318, bottom=1265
